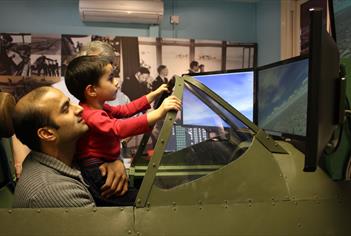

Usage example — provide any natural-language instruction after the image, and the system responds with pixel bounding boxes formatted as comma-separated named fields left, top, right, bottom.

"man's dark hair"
left=13, top=87, right=59, bottom=152
left=65, top=55, right=110, bottom=101
left=137, top=67, right=150, bottom=75
left=157, top=65, right=167, bottom=74
left=190, top=60, right=199, bottom=69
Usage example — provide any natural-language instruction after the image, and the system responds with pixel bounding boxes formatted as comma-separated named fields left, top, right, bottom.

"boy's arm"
left=105, top=84, right=169, bottom=118
left=86, top=109, right=152, bottom=139
left=104, top=96, right=151, bottom=118
left=86, top=95, right=180, bottom=139
left=145, top=83, right=169, bottom=103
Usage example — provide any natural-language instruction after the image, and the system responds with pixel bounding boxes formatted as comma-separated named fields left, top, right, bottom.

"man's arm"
left=99, top=160, right=128, bottom=198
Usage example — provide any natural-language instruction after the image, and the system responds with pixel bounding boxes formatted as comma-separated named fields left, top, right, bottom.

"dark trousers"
left=80, top=165, right=138, bottom=207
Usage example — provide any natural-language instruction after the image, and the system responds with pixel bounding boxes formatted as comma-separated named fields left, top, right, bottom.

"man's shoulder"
left=14, top=180, right=93, bottom=208
left=13, top=160, right=93, bottom=208
left=17, top=159, right=77, bottom=189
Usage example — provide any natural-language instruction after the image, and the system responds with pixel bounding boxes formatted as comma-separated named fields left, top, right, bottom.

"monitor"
left=183, top=70, right=254, bottom=126
left=256, top=56, right=309, bottom=138
left=304, top=8, right=342, bottom=171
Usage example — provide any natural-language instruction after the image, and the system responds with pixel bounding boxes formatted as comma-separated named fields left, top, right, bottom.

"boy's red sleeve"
left=104, top=96, right=151, bottom=118
left=85, top=109, right=152, bottom=139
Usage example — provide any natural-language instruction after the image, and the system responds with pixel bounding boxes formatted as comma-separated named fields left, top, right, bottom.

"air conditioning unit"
left=79, top=0, right=164, bottom=24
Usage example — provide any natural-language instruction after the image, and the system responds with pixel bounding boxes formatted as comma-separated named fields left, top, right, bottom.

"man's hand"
left=99, top=159, right=128, bottom=199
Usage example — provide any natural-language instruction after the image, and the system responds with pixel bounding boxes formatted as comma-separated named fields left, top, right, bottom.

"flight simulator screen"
left=257, top=58, right=309, bottom=137
left=188, top=71, right=254, bottom=123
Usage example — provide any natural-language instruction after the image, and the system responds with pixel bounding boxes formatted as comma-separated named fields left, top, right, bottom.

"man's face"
left=95, top=64, right=118, bottom=101
left=138, top=73, right=150, bottom=83
left=160, top=68, right=168, bottom=77
left=40, top=88, right=88, bottom=144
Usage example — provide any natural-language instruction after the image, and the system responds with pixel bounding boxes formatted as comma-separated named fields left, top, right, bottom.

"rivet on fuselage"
left=224, top=200, right=229, bottom=208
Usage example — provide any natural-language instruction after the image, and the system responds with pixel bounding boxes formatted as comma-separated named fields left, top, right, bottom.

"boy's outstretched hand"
left=146, top=84, right=169, bottom=103
left=159, top=95, right=181, bottom=116
left=147, top=95, right=181, bottom=126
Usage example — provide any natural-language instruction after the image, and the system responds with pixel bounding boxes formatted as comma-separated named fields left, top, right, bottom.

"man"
left=12, top=87, right=96, bottom=207
left=151, top=65, right=168, bottom=91
left=199, top=64, right=205, bottom=73
left=188, top=60, right=200, bottom=75
left=122, top=67, right=151, bottom=101
left=13, top=86, right=125, bottom=207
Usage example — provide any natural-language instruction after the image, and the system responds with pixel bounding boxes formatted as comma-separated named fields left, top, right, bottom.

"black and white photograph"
left=30, top=54, right=61, bottom=77
left=0, top=33, right=31, bottom=77
left=30, top=34, right=61, bottom=77
left=61, top=34, right=91, bottom=76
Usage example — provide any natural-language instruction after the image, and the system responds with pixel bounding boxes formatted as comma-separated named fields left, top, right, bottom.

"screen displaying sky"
left=192, top=71, right=254, bottom=121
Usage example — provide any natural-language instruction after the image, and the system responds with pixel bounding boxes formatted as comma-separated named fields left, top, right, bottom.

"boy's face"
left=95, top=64, right=118, bottom=101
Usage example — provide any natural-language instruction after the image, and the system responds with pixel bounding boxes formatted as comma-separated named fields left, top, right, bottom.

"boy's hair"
left=157, top=65, right=166, bottom=74
left=65, top=55, right=111, bottom=101
left=137, top=67, right=150, bottom=75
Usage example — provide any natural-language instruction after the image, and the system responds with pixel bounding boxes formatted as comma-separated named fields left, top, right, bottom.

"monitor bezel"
left=255, top=54, right=309, bottom=141
left=304, top=8, right=340, bottom=172
left=328, top=0, right=337, bottom=42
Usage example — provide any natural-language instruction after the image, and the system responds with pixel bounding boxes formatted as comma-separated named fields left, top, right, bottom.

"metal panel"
left=136, top=76, right=184, bottom=207
left=135, top=199, right=351, bottom=236
left=146, top=137, right=289, bottom=206
left=0, top=207, right=134, bottom=236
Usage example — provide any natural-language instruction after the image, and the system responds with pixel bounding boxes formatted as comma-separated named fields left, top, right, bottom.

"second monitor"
left=256, top=56, right=309, bottom=138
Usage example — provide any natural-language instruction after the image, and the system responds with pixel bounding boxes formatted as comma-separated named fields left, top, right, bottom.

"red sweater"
left=76, top=96, right=151, bottom=163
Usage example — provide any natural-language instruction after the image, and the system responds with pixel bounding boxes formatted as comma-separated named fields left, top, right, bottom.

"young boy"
left=64, top=55, right=181, bottom=206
